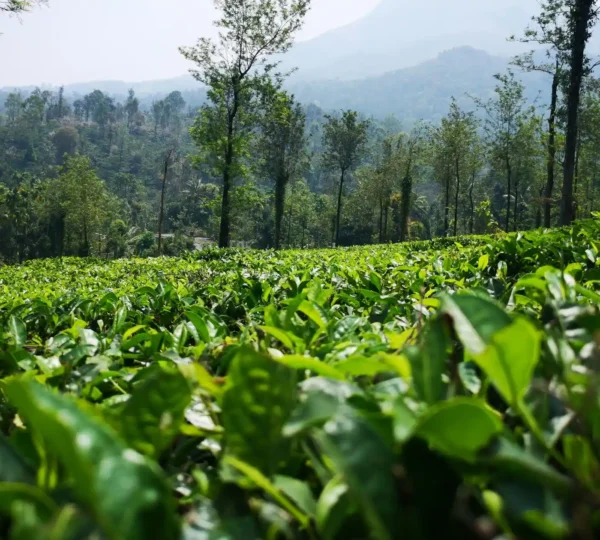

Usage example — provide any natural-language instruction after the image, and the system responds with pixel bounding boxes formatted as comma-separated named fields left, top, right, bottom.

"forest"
left=1, top=0, right=599, bottom=260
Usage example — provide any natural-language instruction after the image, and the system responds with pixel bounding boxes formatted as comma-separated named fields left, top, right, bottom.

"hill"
left=290, top=47, right=550, bottom=123
left=283, top=0, right=539, bottom=80
left=0, top=48, right=551, bottom=123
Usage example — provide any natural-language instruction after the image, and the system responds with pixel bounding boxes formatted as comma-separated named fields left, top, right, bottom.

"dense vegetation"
left=2, top=0, right=600, bottom=258
left=0, top=219, right=599, bottom=538
left=3, top=1, right=600, bottom=538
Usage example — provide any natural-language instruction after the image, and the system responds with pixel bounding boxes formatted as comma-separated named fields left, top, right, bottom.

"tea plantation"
left=1, top=220, right=600, bottom=539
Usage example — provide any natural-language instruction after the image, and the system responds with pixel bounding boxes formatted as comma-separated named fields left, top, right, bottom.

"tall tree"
left=396, top=126, right=424, bottom=242
left=125, top=89, right=139, bottom=131
left=258, top=89, right=306, bottom=249
left=511, top=0, right=570, bottom=228
left=157, top=150, right=175, bottom=255
left=322, top=110, right=369, bottom=246
left=53, top=156, right=109, bottom=256
left=561, top=0, right=599, bottom=225
left=475, top=72, right=529, bottom=232
left=180, top=0, right=311, bottom=248
left=431, top=99, right=478, bottom=237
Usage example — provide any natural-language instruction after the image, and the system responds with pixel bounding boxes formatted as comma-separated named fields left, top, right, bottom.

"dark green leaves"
left=314, top=409, right=399, bottom=540
left=120, top=364, right=192, bottom=458
left=4, top=380, right=180, bottom=540
left=8, top=316, right=26, bottom=349
left=441, top=293, right=512, bottom=355
left=222, top=347, right=297, bottom=477
left=405, top=317, right=448, bottom=404
left=473, top=318, right=541, bottom=407
left=416, top=398, right=502, bottom=461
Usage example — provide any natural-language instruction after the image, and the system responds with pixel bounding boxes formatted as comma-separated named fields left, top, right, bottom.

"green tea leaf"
left=473, top=318, right=541, bottom=407
left=405, top=317, right=448, bottom=405
left=224, top=457, right=310, bottom=528
left=0, top=483, right=58, bottom=522
left=120, top=364, right=192, bottom=458
left=416, top=398, right=502, bottom=461
left=314, top=409, right=399, bottom=540
left=316, top=476, right=351, bottom=540
left=297, top=300, right=329, bottom=329
left=4, top=380, right=180, bottom=540
left=222, top=347, right=296, bottom=477
left=272, top=354, right=345, bottom=380
left=441, top=293, right=512, bottom=355
left=0, top=434, right=35, bottom=484
left=273, top=475, right=317, bottom=516
left=284, top=393, right=341, bottom=437
left=8, top=316, right=27, bottom=349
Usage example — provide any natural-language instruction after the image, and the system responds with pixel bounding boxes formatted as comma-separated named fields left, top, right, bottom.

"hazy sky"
left=0, top=0, right=380, bottom=86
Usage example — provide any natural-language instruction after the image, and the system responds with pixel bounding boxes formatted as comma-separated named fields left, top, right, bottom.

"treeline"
left=1, top=0, right=600, bottom=262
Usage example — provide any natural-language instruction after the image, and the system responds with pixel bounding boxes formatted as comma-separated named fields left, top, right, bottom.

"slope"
left=285, top=0, right=539, bottom=80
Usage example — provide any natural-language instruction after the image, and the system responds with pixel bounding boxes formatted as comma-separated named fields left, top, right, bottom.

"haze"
left=0, top=0, right=380, bottom=86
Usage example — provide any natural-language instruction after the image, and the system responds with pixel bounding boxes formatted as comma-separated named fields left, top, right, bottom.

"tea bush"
left=1, top=220, right=600, bottom=539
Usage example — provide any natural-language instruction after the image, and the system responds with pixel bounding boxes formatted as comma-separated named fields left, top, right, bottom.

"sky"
left=0, top=0, right=380, bottom=87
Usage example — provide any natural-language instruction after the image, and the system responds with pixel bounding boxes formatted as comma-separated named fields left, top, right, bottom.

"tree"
left=0, top=0, right=46, bottom=14
left=125, top=89, right=139, bottom=131
left=52, top=126, right=79, bottom=164
left=430, top=99, right=478, bottom=236
left=475, top=72, right=529, bottom=232
left=322, top=110, right=369, bottom=246
left=561, top=0, right=599, bottom=225
left=395, top=126, right=424, bottom=242
left=53, top=156, right=109, bottom=256
left=180, top=0, right=311, bottom=248
left=258, top=89, right=306, bottom=249
left=511, top=0, right=570, bottom=228
left=5, top=92, right=22, bottom=124
left=369, top=139, right=396, bottom=243
left=158, top=150, right=175, bottom=255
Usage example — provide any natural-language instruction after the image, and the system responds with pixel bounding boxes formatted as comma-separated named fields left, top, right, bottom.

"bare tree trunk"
left=219, top=138, right=234, bottom=248
left=444, top=169, right=451, bottom=236
left=514, top=174, right=519, bottom=232
left=505, top=157, right=512, bottom=232
left=274, top=175, right=286, bottom=250
left=383, top=202, right=389, bottom=242
left=287, top=182, right=295, bottom=246
left=469, top=174, right=475, bottom=235
left=118, top=135, right=125, bottom=171
left=379, top=197, right=384, bottom=243
left=158, top=150, right=174, bottom=255
left=574, top=132, right=582, bottom=219
left=562, top=0, right=594, bottom=226
left=536, top=185, right=544, bottom=228
left=544, top=66, right=559, bottom=228
left=399, top=174, right=412, bottom=242
left=335, top=169, right=346, bottom=247
left=219, top=87, right=240, bottom=248
left=454, top=156, right=460, bottom=237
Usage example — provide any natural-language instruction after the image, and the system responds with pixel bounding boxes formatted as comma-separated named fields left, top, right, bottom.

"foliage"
left=321, top=111, right=370, bottom=246
left=0, top=218, right=600, bottom=537
left=180, top=0, right=311, bottom=248
left=0, top=0, right=46, bottom=15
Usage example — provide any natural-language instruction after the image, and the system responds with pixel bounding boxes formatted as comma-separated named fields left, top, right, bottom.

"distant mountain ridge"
left=0, top=74, right=198, bottom=99
left=0, top=48, right=551, bottom=123
left=290, top=46, right=549, bottom=123
left=283, top=0, right=540, bottom=80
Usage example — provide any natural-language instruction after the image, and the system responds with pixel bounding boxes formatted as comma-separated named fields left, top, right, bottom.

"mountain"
left=0, top=48, right=551, bottom=123
left=284, top=0, right=540, bottom=80
left=0, top=75, right=198, bottom=100
left=289, top=47, right=549, bottom=124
